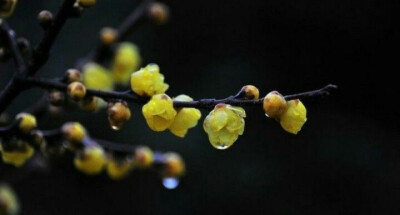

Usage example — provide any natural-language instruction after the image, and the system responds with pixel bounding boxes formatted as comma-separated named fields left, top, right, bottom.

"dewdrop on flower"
left=15, top=112, right=36, bottom=134
left=106, top=158, right=132, bottom=180
left=280, top=99, right=307, bottom=134
left=0, top=140, right=34, bottom=167
left=112, top=42, right=142, bottom=85
left=82, top=62, right=114, bottom=90
left=203, top=104, right=246, bottom=150
left=74, top=145, right=106, bottom=175
left=169, top=95, right=201, bottom=138
left=142, top=94, right=176, bottom=131
left=130, top=64, right=169, bottom=97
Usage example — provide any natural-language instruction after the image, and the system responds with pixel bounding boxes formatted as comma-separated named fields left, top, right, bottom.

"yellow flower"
left=62, top=122, right=87, bottom=143
left=280, top=99, right=307, bottom=134
left=74, top=145, right=106, bottom=175
left=112, top=42, right=142, bottom=85
left=203, top=104, right=246, bottom=150
left=82, top=63, right=114, bottom=91
left=133, top=146, right=154, bottom=168
left=106, top=158, right=132, bottom=180
left=163, top=152, right=185, bottom=178
left=0, top=141, right=34, bottom=167
left=0, top=184, right=20, bottom=215
left=169, top=95, right=201, bottom=137
left=130, top=64, right=169, bottom=97
left=0, top=0, right=18, bottom=18
left=15, top=112, right=37, bottom=134
left=142, top=94, right=177, bottom=131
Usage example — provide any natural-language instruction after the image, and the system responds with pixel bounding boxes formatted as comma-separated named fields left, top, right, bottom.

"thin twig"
left=0, top=20, right=26, bottom=73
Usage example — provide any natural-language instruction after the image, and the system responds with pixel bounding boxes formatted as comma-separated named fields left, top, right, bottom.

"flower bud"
left=0, top=140, right=34, bottom=167
left=37, top=10, right=53, bottom=29
left=74, top=145, right=106, bottom=175
left=163, top=152, right=185, bottom=178
left=100, top=27, right=117, bottom=45
left=263, top=91, right=287, bottom=119
left=133, top=146, right=154, bottom=168
left=107, top=101, right=131, bottom=130
left=62, top=122, right=87, bottom=142
left=77, top=0, right=96, bottom=8
left=148, top=2, right=169, bottom=25
left=241, top=85, right=259, bottom=99
left=0, top=0, right=18, bottom=18
left=79, top=96, right=98, bottom=112
left=106, top=158, right=132, bottom=180
left=65, top=68, right=81, bottom=83
left=67, top=81, right=86, bottom=101
left=0, top=185, right=19, bottom=215
left=48, top=91, right=65, bottom=106
left=15, top=113, right=37, bottom=134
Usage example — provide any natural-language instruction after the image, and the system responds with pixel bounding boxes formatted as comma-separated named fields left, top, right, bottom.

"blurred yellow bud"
left=80, top=96, right=98, bottom=112
left=263, top=91, right=287, bottom=119
left=48, top=91, right=65, bottom=106
left=280, top=99, right=307, bottom=134
left=148, top=2, right=169, bottom=25
left=107, top=101, right=131, bottom=130
left=169, top=95, right=201, bottom=138
left=82, top=62, right=114, bottom=91
left=106, top=158, right=132, bottom=180
left=0, top=184, right=19, bottom=215
left=67, top=81, right=86, bottom=101
left=133, top=146, right=154, bottom=168
left=112, top=43, right=142, bottom=85
left=130, top=63, right=169, bottom=97
left=74, top=145, right=106, bottom=175
left=203, top=104, right=246, bottom=150
left=62, top=122, right=87, bottom=142
left=142, top=94, right=177, bottom=131
left=65, top=68, right=81, bottom=83
left=0, top=140, right=34, bottom=167
left=15, top=112, right=36, bottom=134
left=163, top=152, right=185, bottom=178
left=0, top=0, right=18, bottom=18
left=100, top=27, right=117, bottom=45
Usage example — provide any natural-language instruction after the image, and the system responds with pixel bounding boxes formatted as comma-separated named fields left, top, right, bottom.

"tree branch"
left=0, top=20, right=26, bottom=73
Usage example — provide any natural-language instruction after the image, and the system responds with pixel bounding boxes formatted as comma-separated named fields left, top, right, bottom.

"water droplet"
left=162, top=177, right=179, bottom=190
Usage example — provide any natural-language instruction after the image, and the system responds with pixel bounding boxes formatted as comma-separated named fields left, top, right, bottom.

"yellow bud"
left=0, top=185, right=19, bottom=215
left=148, top=2, right=169, bottom=25
left=169, top=95, right=201, bottom=138
left=263, top=91, right=287, bottom=119
left=112, top=43, right=142, bottom=85
left=80, top=96, right=98, bottom=112
left=163, top=152, right=185, bottom=178
left=100, top=27, right=117, bottom=45
left=142, top=94, right=177, bottom=131
left=0, top=0, right=18, bottom=18
left=67, top=81, right=86, bottom=101
left=280, top=99, right=307, bottom=134
left=16, top=113, right=37, bottom=134
left=74, top=145, right=106, bottom=175
left=203, top=104, right=246, bottom=150
left=61, top=122, right=87, bottom=142
left=133, top=146, right=154, bottom=168
left=82, top=62, right=114, bottom=90
left=107, top=102, right=131, bottom=130
left=77, top=0, right=96, bottom=8
left=65, top=68, right=81, bottom=83
left=0, top=140, right=34, bottom=167
left=130, top=63, right=169, bottom=97
left=106, top=158, right=132, bottom=180
left=242, top=85, right=259, bottom=99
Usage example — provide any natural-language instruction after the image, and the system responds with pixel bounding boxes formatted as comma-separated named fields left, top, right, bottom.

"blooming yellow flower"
left=280, top=99, right=307, bottom=134
left=112, top=42, right=142, bottom=85
left=0, top=184, right=20, bottom=215
left=16, top=112, right=37, bottom=134
left=130, top=64, right=169, bottom=97
left=142, top=94, right=177, bottom=131
left=203, top=104, right=246, bottom=150
left=106, top=158, right=132, bottom=180
left=133, top=146, right=154, bottom=168
left=169, top=95, right=201, bottom=138
left=74, top=145, right=106, bottom=175
left=0, top=141, right=34, bottom=167
left=82, top=62, right=114, bottom=91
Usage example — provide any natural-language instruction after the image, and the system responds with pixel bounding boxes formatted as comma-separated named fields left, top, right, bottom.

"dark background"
left=1, top=0, right=400, bottom=214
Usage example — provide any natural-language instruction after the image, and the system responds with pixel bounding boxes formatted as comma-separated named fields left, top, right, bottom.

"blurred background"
left=1, top=0, right=400, bottom=214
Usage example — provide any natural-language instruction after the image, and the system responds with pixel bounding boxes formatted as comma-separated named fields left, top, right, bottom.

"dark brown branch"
left=15, top=76, right=337, bottom=109
left=0, top=20, right=26, bottom=73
